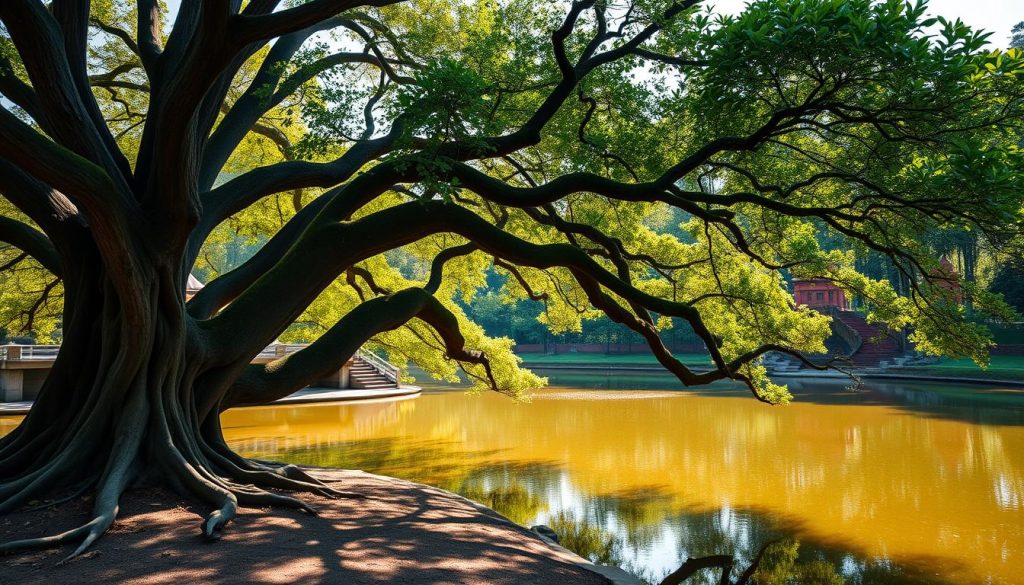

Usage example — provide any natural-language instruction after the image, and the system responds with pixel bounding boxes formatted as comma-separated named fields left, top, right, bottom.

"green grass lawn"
left=892, top=355, right=1024, bottom=380
left=515, top=352, right=712, bottom=367
left=516, top=352, right=1024, bottom=381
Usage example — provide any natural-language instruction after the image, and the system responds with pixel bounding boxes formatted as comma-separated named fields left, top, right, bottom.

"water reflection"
left=218, top=380, right=1024, bottom=584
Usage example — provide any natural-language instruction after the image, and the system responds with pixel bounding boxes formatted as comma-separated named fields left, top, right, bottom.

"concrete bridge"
left=0, top=344, right=402, bottom=402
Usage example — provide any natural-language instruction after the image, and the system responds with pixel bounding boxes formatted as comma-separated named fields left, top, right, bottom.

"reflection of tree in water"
left=589, top=490, right=676, bottom=551
left=249, top=434, right=944, bottom=584
left=609, top=504, right=849, bottom=585
left=548, top=510, right=622, bottom=566
left=536, top=508, right=846, bottom=585
left=457, top=483, right=547, bottom=526
left=440, top=467, right=856, bottom=584
left=749, top=539, right=843, bottom=585
left=262, top=438, right=555, bottom=525
left=459, top=475, right=916, bottom=584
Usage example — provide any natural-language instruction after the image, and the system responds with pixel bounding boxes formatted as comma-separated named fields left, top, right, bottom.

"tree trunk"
left=0, top=247, right=333, bottom=560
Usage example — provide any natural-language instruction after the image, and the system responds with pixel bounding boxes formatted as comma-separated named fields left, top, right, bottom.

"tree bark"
left=0, top=243, right=337, bottom=559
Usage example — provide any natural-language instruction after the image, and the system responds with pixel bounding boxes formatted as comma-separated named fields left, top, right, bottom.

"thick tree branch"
left=202, top=200, right=715, bottom=366
left=205, top=194, right=836, bottom=400
left=0, top=160, right=82, bottom=238
left=198, top=125, right=404, bottom=231
left=202, top=48, right=394, bottom=189
left=0, top=216, right=62, bottom=275
left=0, top=1, right=134, bottom=191
left=0, top=54, right=43, bottom=124
left=0, top=117, right=144, bottom=295
left=232, top=0, right=405, bottom=44
left=90, top=17, right=140, bottom=55
left=199, top=16, right=341, bottom=189
left=136, top=0, right=163, bottom=76
left=0, top=110, right=118, bottom=215
left=222, top=287, right=493, bottom=408
left=135, top=2, right=256, bottom=239
left=187, top=194, right=333, bottom=319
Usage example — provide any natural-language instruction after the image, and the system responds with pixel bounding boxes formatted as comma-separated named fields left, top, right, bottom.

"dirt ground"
left=0, top=469, right=609, bottom=584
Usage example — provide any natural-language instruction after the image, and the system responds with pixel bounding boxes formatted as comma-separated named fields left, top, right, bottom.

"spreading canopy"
left=0, top=0, right=1023, bottom=558
left=0, top=0, right=1020, bottom=403
left=1, top=0, right=1022, bottom=402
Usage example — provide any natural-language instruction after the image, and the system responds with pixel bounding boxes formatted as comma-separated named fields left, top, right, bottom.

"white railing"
left=356, top=348, right=401, bottom=383
left=255, top=344, right=400, bottom=383
left=256, top=343, right=309, bottom=359
left=1, top=342, right=402, bottom=383
left=0, top=345, right=61, bottom=360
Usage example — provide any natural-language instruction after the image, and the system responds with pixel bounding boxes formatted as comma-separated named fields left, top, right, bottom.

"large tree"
left=0, top=0, right=1022, bottom=559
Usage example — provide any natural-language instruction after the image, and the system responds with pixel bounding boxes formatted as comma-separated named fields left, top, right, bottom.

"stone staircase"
left=763, top=354, right=804, bottom=374
left=760, top=310, right=908, bottom=373
left=834, top=311, right=903, bottom=367
left=349, top=355, right=398, bottom=389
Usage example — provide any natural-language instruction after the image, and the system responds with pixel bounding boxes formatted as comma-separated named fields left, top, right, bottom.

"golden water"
left=219, top=377, right=1024, bottom=584
left=2, top=377, right=1022, bottom=582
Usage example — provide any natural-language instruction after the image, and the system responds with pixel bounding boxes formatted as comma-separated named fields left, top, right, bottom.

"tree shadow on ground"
left=0, top=469, right=606, bottom=585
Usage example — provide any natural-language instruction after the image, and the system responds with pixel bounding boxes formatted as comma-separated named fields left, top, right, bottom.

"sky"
left=163, top=0, right=1021, bottom=48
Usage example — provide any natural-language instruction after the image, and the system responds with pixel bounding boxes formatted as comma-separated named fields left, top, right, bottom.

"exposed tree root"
left=0, top=441, right=329, bottom=558
left=19, top=479, right=95, bottom=513
left=0, top=353, right=335, bottom=561
left=215, top=452, right=365, bottom=500
left=0, top=515, right=108, bottom=559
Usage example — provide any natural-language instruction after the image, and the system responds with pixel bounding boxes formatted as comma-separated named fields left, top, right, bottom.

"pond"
left=217, top=371, right=1024, bottom=584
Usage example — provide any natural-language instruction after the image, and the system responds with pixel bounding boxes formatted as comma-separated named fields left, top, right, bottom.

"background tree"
left=989, top=265, right=1024, bottom=313
left=0, top=0, right=1022, bottom=560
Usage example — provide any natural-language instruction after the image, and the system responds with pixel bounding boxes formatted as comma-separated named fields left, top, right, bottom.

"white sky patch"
left=164, top=0, right=1019, bottom=47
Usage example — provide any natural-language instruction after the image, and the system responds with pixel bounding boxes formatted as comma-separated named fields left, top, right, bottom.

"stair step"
left=348, top=355, right=399, bottom=389
left=835, top=311, right=903, bottom=367
left=352, top=382, right=397, bottom=389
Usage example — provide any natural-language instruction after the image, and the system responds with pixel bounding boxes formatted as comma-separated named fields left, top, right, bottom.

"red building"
left=932, top=255, right=962, bottom=303
left=792, top=278, right=849, bottom=310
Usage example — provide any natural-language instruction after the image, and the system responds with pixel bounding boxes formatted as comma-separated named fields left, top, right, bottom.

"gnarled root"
left=201, top=418, right=365, bottom=500
left=0, top=515, right=111, bottom=562
left=0, top=386, right=337, bottom=560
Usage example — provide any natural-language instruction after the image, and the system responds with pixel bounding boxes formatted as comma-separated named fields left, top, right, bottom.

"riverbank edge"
left=353, top=468, right=643, bottom=585
left=521, top=362, right=1024, bottom=387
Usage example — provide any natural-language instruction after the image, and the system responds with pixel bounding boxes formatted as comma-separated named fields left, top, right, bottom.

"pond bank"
left=521, top=361, right=1024, bottom=387
left=0, top=468, right=622, bottom=585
